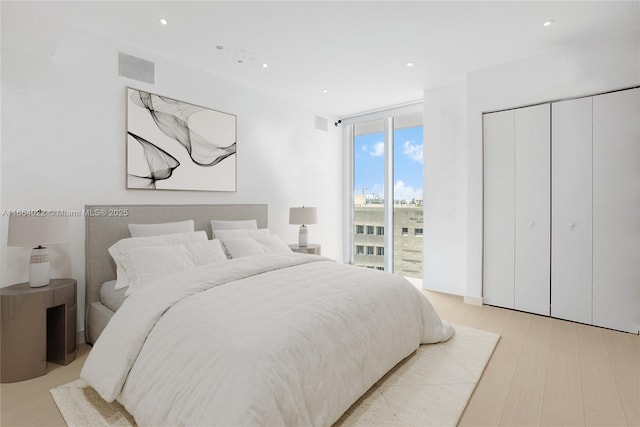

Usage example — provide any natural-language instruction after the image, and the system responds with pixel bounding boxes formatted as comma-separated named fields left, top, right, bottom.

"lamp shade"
left=7, top=214, right=69, bottom=247
left=289, top=207, right=318, bottom=225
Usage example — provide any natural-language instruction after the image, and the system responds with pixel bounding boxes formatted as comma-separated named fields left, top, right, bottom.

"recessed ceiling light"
left=159, top=18, right=168, bottom=25
left=543, top=20, right=554, bottom=27
left=322, top=89, right=328, bottom=94
left=216, top=45, right=224, bottom=50
left=406, top=62, right=415, bottom=67
left=262, top=63, right=268, bottom=68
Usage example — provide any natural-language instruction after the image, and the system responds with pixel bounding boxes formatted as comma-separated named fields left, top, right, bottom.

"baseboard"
left=77, top=330, right=85, bottom=345
left=463, top=296, right=483, bottom=306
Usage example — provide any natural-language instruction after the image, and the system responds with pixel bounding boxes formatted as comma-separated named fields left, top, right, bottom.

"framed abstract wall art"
left=126, top=88, right=237, bottom=191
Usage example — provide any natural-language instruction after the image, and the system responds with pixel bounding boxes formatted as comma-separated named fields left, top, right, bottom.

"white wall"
left=1, top=26, right=343, bottom=337
left=464, top=31, right=639, bottom=298
left=423, top=81, right=468, bottom=295
left=422, top=31, right=639, bottom=300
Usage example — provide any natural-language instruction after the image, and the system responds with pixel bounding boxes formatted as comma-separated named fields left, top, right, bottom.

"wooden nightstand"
left=0, top=278, right=77, bottom=383
left=289, top=243, right=321, bottom=255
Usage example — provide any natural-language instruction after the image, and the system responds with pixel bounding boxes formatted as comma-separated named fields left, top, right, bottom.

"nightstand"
left=289, top=243, right=321, bottom=255
left=0, top=278, right=77, bottom=383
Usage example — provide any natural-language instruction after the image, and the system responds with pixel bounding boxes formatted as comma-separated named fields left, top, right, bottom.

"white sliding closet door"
left=551, top=97, right=593, bottom=324
left=592, top=88, right=640, bottom=333
left=514, top=104, right=550, bottom=315
left=483, top=110, right=515, bottom=309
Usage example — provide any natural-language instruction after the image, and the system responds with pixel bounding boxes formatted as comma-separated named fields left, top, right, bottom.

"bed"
left=81, top=204, right=454, bottom=426
left=84, top=204, right=269, bottom=344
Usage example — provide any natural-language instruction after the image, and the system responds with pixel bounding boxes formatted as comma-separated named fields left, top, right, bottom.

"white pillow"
left=213, top=228, right=270, bottom=240
left=128, top=220, right=195, bottom=237
left=221, top=233, right=292, bottom=258
left=109, top=231, right=207, bottom=290
left=252, top=233, right=293, bottom=253
left=210, top=219, right=257, bottom=231
left=222, top=237, right=267, bottom=258
left=184, top=240, right=228, bottom=265
left=124, top=244, right=195, bottom=296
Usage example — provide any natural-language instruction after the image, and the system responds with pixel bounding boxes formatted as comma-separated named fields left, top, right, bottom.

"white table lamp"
left=289, top=206, right=317, bottom=247
left=7, top=213, right=69, bottom=287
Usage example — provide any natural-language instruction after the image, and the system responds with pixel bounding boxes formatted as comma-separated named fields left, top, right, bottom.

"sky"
left=354, top=125, right=423, bottom=202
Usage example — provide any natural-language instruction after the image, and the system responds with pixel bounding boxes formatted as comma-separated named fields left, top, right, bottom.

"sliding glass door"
left=351, top=113, right=423, bottom=278
left=393, top=121, right=423, bottom=278
left=353, top=119, right=386, bottom=271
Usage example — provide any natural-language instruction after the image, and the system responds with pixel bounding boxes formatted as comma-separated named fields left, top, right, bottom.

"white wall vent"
left=118, top=52, right=155, bottom=84
left=315, top=116, right=328, bottom=132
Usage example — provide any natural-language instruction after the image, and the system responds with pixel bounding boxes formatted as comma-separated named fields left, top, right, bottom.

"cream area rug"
left=51, top=324, right=499, bottom=427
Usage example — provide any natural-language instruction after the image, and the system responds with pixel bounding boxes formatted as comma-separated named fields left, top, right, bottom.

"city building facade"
left=353, top=197, right=423, bottom=278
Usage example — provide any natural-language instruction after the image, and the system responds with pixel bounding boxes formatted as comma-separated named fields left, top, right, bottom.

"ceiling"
left=2, top=1, right=639, bottom=117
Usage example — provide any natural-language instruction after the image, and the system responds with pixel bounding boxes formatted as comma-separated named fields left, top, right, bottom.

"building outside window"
left=376, top=226, right=384, bottom=235
left=356, top=225, right=364, bottom=234
left=353, top=205, right=423, bottom=277
left=366, top=225, right=375, bottom=235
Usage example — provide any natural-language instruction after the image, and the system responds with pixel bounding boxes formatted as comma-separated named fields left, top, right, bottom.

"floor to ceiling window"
left=353, top=119, right=386, bottom=271
left=393, top=120, right=424, bottom=278
left=350, top=110, right=423, bottom=279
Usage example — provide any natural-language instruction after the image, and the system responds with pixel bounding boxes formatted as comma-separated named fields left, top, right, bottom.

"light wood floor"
left=1, top=291, right=638, bottom=426
left=427, top=291, right=639, bottom=427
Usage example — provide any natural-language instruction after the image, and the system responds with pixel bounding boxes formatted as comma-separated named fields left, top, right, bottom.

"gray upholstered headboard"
left=84, top=204, right=268, bottom=334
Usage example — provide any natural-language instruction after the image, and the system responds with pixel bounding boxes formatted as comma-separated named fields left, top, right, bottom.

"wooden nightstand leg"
left=0, top=295, right=46, bottom=383
left=65, top=303, right=77, bottom=364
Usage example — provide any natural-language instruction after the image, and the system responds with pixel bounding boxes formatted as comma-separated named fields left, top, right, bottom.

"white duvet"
left=81, top=253, right=454, bottom=426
